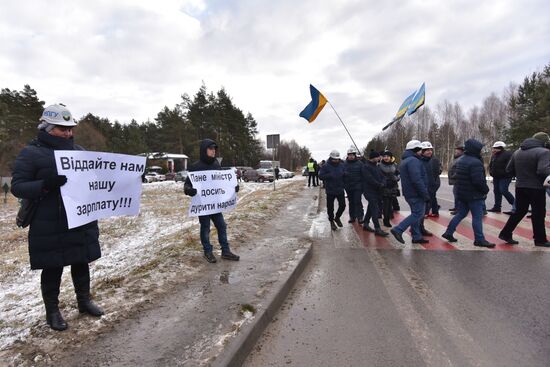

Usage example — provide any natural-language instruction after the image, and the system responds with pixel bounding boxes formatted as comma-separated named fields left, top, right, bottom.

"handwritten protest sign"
left=54, top=151, right=146, bottom=229
left=188, top=170, right=238, bottom=217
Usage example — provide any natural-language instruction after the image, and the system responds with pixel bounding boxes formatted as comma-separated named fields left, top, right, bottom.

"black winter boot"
left=72, top=264, right=104, bottom=317
left=41, top=268, right=68, bottom=331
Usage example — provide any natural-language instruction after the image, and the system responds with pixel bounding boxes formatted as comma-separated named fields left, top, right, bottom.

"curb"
left=212, top=242, right=313, bottom=367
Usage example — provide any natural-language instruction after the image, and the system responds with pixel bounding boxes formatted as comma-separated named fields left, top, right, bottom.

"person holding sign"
left=11, top=104, right=104, bottom=331
left=184, top=139, right=240, bottom=263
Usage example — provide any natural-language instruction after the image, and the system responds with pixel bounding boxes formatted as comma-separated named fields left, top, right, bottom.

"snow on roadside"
left=0, top=176, right=306, bottom=364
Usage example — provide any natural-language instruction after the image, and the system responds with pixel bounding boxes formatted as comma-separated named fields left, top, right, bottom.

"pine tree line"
left=365, top=62, right=550, bottom=171
left=0, top=84, right=311, bottom=175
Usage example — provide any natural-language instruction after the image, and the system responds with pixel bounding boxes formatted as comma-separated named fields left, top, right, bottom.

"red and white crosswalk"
left=347, top=211, right=550, bottom=252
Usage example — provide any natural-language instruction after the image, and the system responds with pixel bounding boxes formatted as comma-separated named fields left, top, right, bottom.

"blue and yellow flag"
left=395, top=91, right=417, bottom=120
left=407, top=83, right=425, bottom=115
left=299, top=84, right=328, bottom=123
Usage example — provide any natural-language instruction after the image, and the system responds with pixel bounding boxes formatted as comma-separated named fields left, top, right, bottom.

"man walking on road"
left=442, top=139, right=495, bottom=248
left=390, top=140, right=430, bottom=245
left=488, top=141, right=515, bottom=214
left=307, top=158, right=316, bottom=187
left=319, top=150, right=346, bottom=231
left=343, top=146, right=364, bottom=224
left=499, top=132, right=550, bottom=247
left=448, top=144, right=465, bottom=215
left=361, top=150, right=389, bottom=236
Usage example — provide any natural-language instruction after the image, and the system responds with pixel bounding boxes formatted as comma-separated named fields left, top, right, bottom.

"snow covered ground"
left=0, top=176, right=306, bottom=365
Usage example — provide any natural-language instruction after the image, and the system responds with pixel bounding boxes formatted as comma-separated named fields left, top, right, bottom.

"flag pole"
left=327, top=101, right=361, bottom=155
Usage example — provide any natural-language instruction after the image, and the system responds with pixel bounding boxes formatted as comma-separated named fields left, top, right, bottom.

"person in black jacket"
left=442, top=139, right=495, bottom=248
left=361, top=150, right=388, bottom=236
left=448, top=144, right=465, bottom=214
left=421, top=141, right=442, bottom=217
left=379, top=151, right=400, bottom=228
left=487, top=141, right=515, bottom=214
left=319, top=150, right=346, bottom=230
left=184, top=139, right=240, bottom=263
left=499, top=132, right=550, bottom=247
left=343, top=146, right=364, bottom=224
left=11, top=104, right=104, bottom=331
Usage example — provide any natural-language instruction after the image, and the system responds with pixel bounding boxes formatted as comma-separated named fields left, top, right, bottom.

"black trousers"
left=326, top=192, right=346, bottom=221
left=308, top=174, right=317, bottom=187
left=382, top=196, right=394, bottom=223
left=41, top=263, right=90, bottom=310
left=363, top=193, right=381, bottom=228
left=501, top=187, right=547, bottom=243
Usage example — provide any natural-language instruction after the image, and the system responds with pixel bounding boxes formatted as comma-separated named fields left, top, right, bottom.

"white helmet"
left=492, top=141, right=506, bottom=148
left=421, top=141, right=433, bottom=149
left=544, top=174, right=550, bottom=188
left=329, top=150, right=341, bottom=159
left=39, top=104, right=77, bottom=126
left=347, top=146, right=357, bottom=155
left=405, top=140, right=422, bottom=150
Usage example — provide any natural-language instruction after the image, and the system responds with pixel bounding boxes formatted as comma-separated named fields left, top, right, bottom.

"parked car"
left=278, top=168, right=294, bottom=179
left=302, top=167, right=309, bottom=176
left=243, top=169, right=274, bottom=182
left=144, top=172, right=165, bottom=183
left=175, top=170, right=188, bottom=182
left=164, top=172, right=176, bottom=181
left=256, top=168, right=275, bottom=182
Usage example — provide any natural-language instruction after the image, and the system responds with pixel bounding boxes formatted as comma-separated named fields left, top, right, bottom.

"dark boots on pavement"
left=221, top=251, right=240, bottom=261
left=42, top=283, right=67, bottom=331
left=330, top=220, right=337, bottom=231
left=334, top=217, right=343, bottom=227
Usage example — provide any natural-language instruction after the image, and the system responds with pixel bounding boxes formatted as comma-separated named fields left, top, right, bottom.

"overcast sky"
left=1, top=0, right=549, bottom=160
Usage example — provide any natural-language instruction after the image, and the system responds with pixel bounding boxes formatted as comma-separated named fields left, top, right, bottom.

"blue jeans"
left=493, top=178, right=515, bottom=210
left=199, top=213, right=230, bottom=253
left=346, top=189, right=364, bottom=221
left=394, top=197, right=425, bottom=241
left=445, top=199, right=485, bottom=242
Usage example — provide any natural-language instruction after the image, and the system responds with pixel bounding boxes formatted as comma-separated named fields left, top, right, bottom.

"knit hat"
left=532, top=132, right=550, bottom=143
left=382, top=150, right=393, bottom=157
left=37, top=121, right=56, bottom=132
left=369, top=150, right=381, bottom=159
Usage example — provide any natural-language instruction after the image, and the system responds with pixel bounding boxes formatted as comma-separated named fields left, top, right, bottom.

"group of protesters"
left=317, top=132, right=550, bottom=249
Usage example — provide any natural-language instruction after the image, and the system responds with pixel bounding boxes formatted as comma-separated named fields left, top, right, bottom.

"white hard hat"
left=544, top=174, right=550, bottom=188
left=347, top=146, right=357, bottom=155
left=492, top=141, right=506, bottom=148
left=405, top=140, right=423, bottom=150
left=421, top=141, right=433, bottom=149
left=39, top=104, right=77, bottom=126
left=329, top=150, right=341, bottom=159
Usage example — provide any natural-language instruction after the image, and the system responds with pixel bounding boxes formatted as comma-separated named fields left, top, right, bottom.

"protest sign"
left=54, top=151, right=146, bottom=229
left=188, top=170, right=238, bottom=217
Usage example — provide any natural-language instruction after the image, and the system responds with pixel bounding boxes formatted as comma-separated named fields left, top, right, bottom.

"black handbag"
left=16, top=198, right=39, bottom=228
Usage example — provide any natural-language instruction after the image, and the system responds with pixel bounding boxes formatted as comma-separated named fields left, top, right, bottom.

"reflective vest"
left=307, top=161, right=315, bottom=172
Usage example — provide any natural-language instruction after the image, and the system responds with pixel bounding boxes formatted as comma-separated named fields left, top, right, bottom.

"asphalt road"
left=244, top=179, right=550, bottom=367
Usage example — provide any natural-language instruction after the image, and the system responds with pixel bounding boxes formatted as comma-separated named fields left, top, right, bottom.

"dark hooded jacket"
left=11, top=131, right=101, bottom=269
left=489, top=149, right=513, bottom=179
left=184, top=139, right=223, bottom=194
left=343, top=157, right=363, bottom=192
left=319, top=157, right=345, bottom=195
left=399, top=150, right=429, bottom=201
left=506, top=138, right=550, bottom=189
left=454, top=139, right=490, bottom=201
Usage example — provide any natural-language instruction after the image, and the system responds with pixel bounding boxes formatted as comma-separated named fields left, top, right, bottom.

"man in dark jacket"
left=442, top=139, right=495, bottom=248
left=488, top=141, right=515, bottom=214
left=378, top=150, right=399, bottom=228
left=343, top=146, right=364, bottom=224
left=421, top=141, right=442, bottom=217
left=448, top=144, right=465, bottom=214
left=390, top=140, right=430, bottom=244
left=361, top=151, right=388, bottom=236
left=499, top=132, right=550, bottom=247
left=319, top=150, right=346, bottom=231
left=11, top=104, right=104, bottom=331
left=184, top=139, right=240, bottom=263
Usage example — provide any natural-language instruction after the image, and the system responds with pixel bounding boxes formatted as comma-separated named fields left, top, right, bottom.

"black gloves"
left=184, top=187, right=197, bottom=197
left=235, top=185, right=240, bottom=193
left=43, top=175, right=67, bottom=191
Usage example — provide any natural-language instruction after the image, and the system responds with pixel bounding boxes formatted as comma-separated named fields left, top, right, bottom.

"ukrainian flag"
left=299, top=84, right=328, bottom=123
left=407, top=82, right=425, bottom=115
left=395, top=91, right=417, bottom=120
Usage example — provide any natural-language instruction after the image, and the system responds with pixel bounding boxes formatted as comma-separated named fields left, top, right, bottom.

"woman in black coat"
left=11, top=104, right=103, bottom=331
